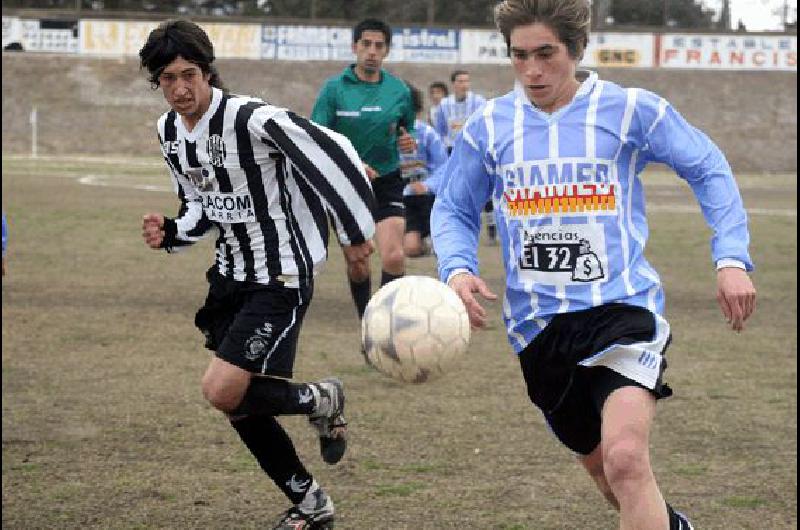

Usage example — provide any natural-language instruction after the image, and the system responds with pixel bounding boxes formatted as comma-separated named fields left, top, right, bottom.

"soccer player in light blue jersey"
left=431, top=1, right=756, bottom=528
left=400, top=81, right=449, bottom=257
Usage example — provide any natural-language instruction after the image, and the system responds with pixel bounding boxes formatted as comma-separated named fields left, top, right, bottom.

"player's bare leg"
left=375, top=216, right=405, bottom=284
left=598, top=386, right=668, bottom=529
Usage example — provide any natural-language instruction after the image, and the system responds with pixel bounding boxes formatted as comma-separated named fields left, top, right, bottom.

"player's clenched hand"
left=342, top=240, right=374, bottom=265
left=397, top=127, right=417, bottom=154
left=716, top=267, right=756, bottom=332
left=142, top=213, right=166, bottom=249
left=448, top=272, right=498, bottom=329
left=363, top=163, right=378, bottom=181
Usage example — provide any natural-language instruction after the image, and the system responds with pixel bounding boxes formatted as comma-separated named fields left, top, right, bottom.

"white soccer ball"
left=361, top=275, right=471, bottom=383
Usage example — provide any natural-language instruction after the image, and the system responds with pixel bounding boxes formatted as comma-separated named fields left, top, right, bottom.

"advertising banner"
left=391, top=27, right=459, bottom=63
left=583, top=33, right=655, bottom=67
left=275, top=25, right=332, bottom=60
left=79, top=19, right=151, bottom=55
left=2, top=16, right=23, bottom=48
left=203, top=22, right=260, bottom=59
left=461, top=30, right=654, bottom=67
left=264, top=25, right=353, bottom=61
left=460, top=29, right=508, bottom=64
left=80, top=20, right=259, bottom=58
left=660, top=34, right=797, bottom=70
left=21, top=19, right=79, bottom=53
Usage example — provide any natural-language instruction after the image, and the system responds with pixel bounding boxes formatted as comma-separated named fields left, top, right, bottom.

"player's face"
left=352, top=30, right=389, bottom=76
left=509, top=23, right=580, bottom=114
left=429, top=87, right=446, bottom=105
left=158, top=56, right=212, bottom=121
left=452, top=74, right=470, bottom=99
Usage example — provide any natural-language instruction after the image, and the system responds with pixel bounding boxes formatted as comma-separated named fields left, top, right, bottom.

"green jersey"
left=311, top=65, right=415, bottom=177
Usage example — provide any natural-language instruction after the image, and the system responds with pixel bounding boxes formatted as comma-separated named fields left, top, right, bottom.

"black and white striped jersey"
left=156, top=87, right=376, bottom=288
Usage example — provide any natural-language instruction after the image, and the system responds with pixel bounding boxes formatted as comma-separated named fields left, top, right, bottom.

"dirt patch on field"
left=2, top=53, right=797, bottom=172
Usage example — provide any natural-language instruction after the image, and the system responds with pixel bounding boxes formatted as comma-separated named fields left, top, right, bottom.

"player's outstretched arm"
left=447, top=272, right=497, bottom=330
left=716, top=267, right=756, bottom=332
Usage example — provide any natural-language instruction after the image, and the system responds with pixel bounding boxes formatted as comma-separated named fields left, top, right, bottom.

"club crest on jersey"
left=185, top=167, right=214, bottom=192
left=206, top=134, right=226, bottom=167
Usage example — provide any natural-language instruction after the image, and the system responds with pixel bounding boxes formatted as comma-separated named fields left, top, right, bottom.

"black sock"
left=380, top=270, right=403, bottom=287
left=230, top=415, right=313, bottom=504
left=349, top=276, right=371, bottom=319
left=232, top=377, right=315, bottom=417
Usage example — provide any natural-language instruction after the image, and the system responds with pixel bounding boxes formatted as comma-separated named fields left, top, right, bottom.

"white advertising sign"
left=460, top=29, right=508, bottom=64
left=21, top=21, right=78, bottom=53
left=391, top=27, right=459, bottom=63
left=660, top=34, right=797, bottom=70
left=2, top=16, right=23, bottom=48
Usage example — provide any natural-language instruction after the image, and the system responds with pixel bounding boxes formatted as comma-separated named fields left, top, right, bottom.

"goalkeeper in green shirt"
left=312, top=18, right=417, bottom=348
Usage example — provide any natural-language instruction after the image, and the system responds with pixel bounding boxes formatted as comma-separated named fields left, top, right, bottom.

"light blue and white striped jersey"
left=400, top=119, right=449, bottom=196
left=432, top=71, right=753, bottom=353
left=433, top=91, right=487, bottom=149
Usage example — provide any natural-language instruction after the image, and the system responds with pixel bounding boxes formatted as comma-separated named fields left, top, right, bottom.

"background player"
left=311, top=18, right=417, bottom=332
left=399, top=81, right=448, bottom=257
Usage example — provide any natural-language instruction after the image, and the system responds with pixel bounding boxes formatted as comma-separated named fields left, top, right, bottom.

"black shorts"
left=194, top=268, right=312, bottom=378
left=403, top=193, right=435, bottom=236
left=372, top=170, right=405, bottom=222
left=518, top=303, right=672, bottom=455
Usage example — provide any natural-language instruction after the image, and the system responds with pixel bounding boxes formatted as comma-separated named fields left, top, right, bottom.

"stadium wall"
left=2, top=53, right=796, bottom=172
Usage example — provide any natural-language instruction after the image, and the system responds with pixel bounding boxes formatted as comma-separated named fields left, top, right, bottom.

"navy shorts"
left=518, top=303, right=672, bottom=455
left=372, top=170, right=405, bottom=222
left=403, top=193, right=435, bottom=236
left=194, top=268, right=312, bottom=378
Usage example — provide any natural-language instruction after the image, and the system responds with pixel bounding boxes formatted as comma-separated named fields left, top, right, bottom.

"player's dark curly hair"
left=139, top=19, right=227, bottom=91
left=494, top=0, right=590, bottom=60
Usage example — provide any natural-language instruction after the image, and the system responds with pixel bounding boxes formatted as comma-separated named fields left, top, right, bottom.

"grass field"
left=1, top=155, right=796, bottom=529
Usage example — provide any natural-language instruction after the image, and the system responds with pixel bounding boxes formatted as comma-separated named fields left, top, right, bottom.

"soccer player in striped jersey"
left=427, top=81, right=448, bottom=126
left=433, top=70, right=497, bottom=244
left=431, top=1, right=756, bottom=528
left=399, top=81, right=449, bottom=257
left=432, top=70, right=487, bottom=152
left=138, top=20, right=375, bottom=530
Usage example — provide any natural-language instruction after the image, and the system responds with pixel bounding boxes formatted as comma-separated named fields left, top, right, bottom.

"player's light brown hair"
left=494, top=0, right=591, bottom=60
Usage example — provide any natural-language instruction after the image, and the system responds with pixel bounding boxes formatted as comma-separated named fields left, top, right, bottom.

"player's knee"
left=383, top=246, right=405, bottom=269
left=404, top=240, right=421, bottom=257
left=201, top=374, right=242, bottom=413
left=602, top=438, right=650, bottom=487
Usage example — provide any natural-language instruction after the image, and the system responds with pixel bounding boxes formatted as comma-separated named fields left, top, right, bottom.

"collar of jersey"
left=177, top=86, right=223, bottom=141
left=344, top=64, right=384, bottom=85
left=514, top=69, right=598, bottom=121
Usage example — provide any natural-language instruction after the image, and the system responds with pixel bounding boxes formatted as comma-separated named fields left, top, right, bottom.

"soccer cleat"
left=308, top=378, right=347, bottom=464
left=675, top=510, right=694, bottom=530
left=273, top=484, right=335, bottom=529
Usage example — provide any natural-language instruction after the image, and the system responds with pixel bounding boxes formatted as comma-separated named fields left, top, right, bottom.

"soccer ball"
left=361, top=275, right=471, bottom=383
